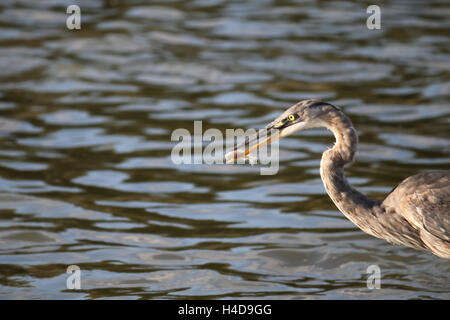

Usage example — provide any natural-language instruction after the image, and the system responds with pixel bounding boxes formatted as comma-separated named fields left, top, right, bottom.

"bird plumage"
left=232, top=99, right=450, bottom=258
left=382, top=171, right=450, bottom=257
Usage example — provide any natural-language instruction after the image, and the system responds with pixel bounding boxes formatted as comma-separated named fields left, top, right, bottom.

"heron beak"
left=225, top=125, right=282, bottom=164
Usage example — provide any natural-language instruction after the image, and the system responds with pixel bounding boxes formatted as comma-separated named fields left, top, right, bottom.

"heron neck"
left=319, top=111, right=380, bottom=232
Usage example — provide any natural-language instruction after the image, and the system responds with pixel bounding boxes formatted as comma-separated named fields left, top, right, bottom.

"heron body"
left=227, top=99, right=450, bottom=258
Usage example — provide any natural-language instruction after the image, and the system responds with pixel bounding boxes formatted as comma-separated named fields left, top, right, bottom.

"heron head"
left=225, top=99, right=339, bottom=163
left=266, top=99, right=340, bottom=137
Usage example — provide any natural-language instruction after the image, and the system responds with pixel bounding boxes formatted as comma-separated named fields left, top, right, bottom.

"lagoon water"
left=0, top=0, right=449, bottom=299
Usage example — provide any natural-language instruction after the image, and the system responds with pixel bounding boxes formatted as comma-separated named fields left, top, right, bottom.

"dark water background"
left=0, top=0, right=449, bottom=299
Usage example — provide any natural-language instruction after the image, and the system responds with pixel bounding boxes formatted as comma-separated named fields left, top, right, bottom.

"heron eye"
left=288, top=114, right=295, bottom=121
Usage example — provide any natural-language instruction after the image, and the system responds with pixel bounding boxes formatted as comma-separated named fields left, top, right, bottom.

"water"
left=0, top=0, right=449, bottom=299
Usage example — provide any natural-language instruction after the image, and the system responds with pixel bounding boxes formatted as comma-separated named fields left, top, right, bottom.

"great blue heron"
left=226, top=99, right=450, bottom=258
